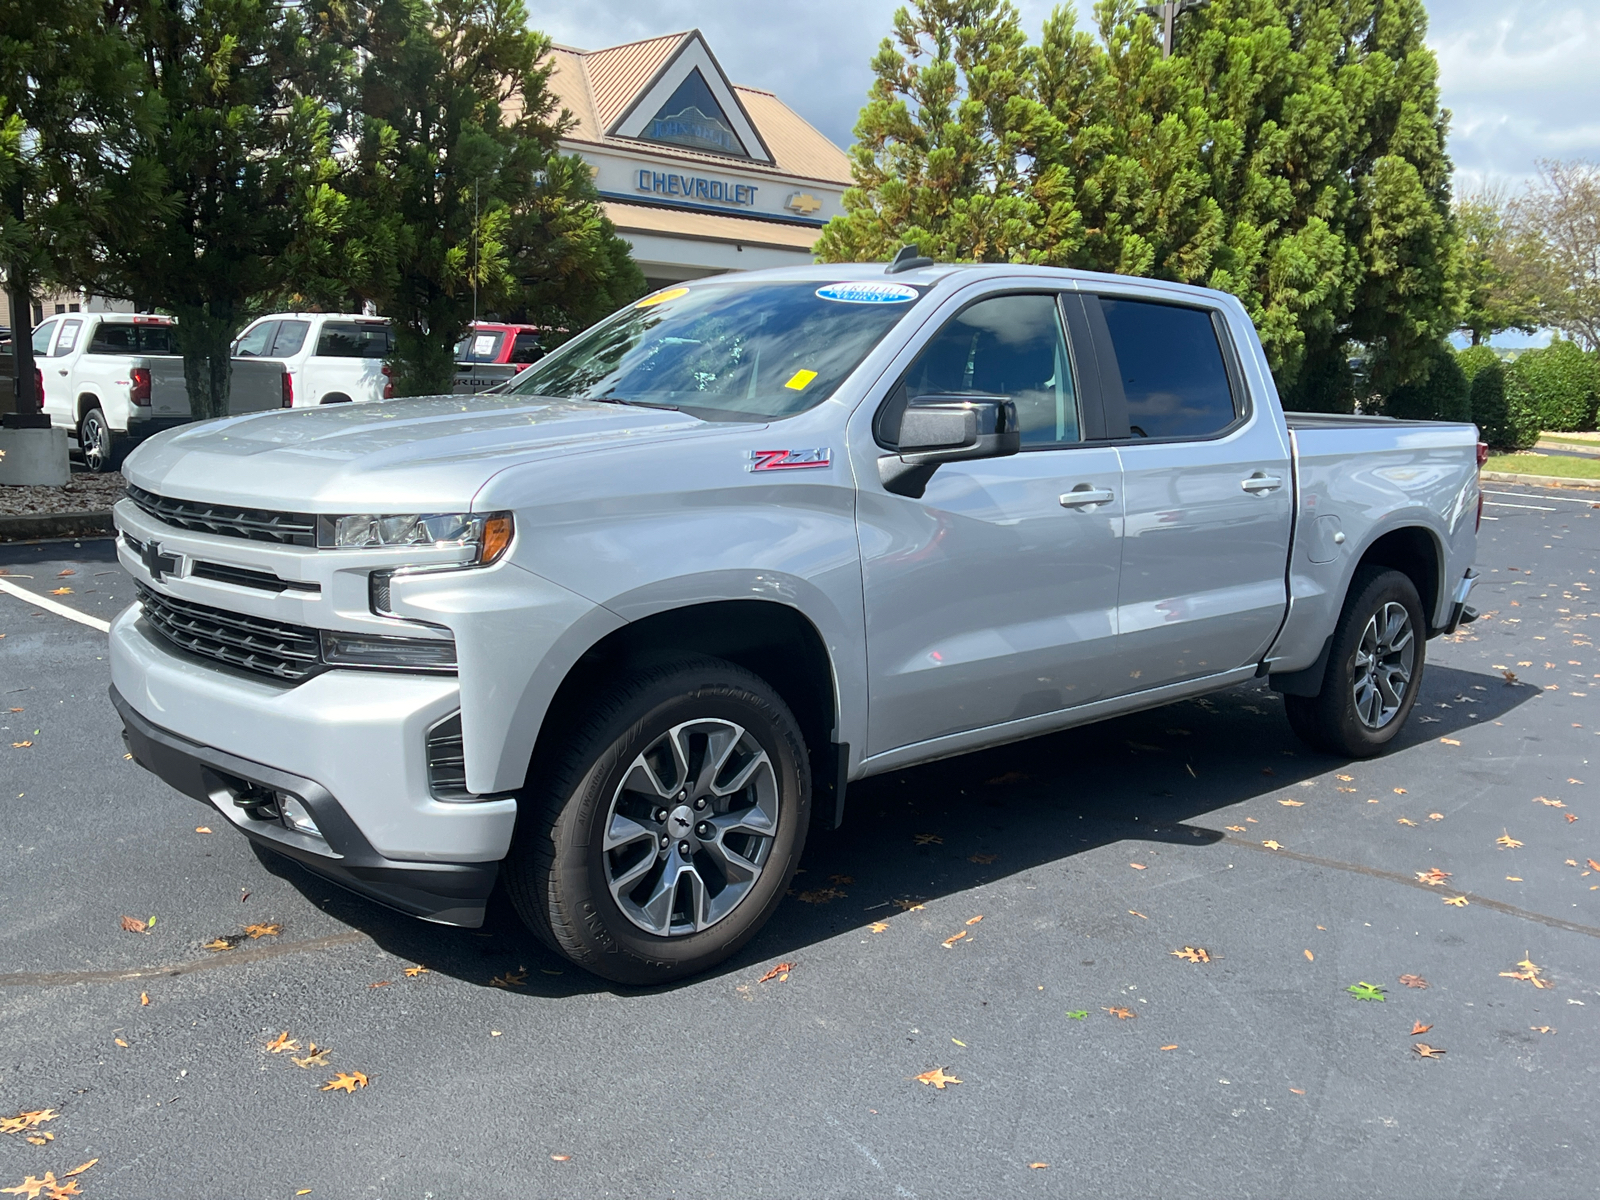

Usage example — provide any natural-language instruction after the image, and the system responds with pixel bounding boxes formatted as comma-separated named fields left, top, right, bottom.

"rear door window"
left=1095, top=298, right=1238, bottom=439
left=270, top=320, right=309, bottom=356
left=31, top=321, right=58, bottom=356
left=317, top=322, right=392, bottom=357
left=893, top=293, right=1080, bottom=449
left=54, top=319, right=83, bottom=356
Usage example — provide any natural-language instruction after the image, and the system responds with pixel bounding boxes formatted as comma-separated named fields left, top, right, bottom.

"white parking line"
left=0, top=578, right=112, bottom=633
left=1484, top=489, right=1597, bottom=505
left=1485, top=500, right=1558, bottom=511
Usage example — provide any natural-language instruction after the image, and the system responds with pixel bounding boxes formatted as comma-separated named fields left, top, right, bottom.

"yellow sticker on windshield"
left=636, top=287, right=689, bottom=308
left=784, top=369, right=819, bottom=391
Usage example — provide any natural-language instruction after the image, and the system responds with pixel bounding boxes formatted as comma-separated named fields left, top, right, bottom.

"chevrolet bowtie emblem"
left=785, top=192, right=823, bottom=216
left=141, top=538, right=182, bottom=582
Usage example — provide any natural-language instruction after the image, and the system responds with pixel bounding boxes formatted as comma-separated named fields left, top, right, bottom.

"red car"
left=455, top=322, right=545, bottom=366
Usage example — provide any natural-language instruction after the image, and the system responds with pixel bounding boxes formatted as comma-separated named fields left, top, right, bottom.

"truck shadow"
left=255, top=663, right=1538, bottom=997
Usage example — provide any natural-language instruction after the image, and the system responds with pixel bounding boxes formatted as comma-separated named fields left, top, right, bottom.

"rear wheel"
left=78, top=407, right=124, bottom=473
left=1285, top=566, right=1426, bottom=757
left=502, top=657, right=810, bottom=984
left=320, top=392, right=352, bottom=405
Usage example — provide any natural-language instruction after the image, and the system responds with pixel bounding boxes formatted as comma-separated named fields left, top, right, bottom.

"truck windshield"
left=508, top=280, right=924, bottom=420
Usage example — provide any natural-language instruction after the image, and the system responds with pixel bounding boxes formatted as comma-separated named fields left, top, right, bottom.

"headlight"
left=318, top=511, right=514, bottom=565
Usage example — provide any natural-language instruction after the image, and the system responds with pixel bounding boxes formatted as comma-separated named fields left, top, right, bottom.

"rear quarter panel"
left=1268, top=419, right=1480, bottom=671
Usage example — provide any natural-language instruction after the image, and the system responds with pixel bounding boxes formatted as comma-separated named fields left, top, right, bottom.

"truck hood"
left=123, top=393, right=716, bottom=510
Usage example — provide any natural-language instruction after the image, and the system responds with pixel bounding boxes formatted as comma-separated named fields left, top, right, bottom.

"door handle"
left=1240, top=473, right=1283, bottom=494
left=58, top=369, right=69, bottom=375
left=1060, top=486, right=1115, bottom=508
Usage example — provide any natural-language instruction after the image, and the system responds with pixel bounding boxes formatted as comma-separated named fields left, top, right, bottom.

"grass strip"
left=1484, top=453, right=1600, bottom=480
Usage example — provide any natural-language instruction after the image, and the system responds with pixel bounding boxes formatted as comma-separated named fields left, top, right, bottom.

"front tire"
left=1285, top=566, right=1426, bottom=757
left=503, top=657, right=810, bottom=985
left=79, top=407, right=124, bottom=473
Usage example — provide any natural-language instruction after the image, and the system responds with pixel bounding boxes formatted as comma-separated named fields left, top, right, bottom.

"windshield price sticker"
left=749, top=448, right=831, bottom=472
left=815, top=282, right=919, bottom=304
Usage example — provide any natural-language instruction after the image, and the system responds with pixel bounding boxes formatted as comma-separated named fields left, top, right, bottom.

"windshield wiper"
left=585, top=394, right=680, bottom=412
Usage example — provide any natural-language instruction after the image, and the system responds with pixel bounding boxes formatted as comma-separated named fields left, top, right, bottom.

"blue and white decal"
left=815, top=282, right=919, bottom=304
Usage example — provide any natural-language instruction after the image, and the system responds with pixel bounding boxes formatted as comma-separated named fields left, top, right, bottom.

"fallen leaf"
left=1415, top=868, right=1451, bottom=886
left=1440, top=737, right=1461, bottom=746
left=1105, top=1006, right=1137, bottom=1019
left=266, top=1031, right=300, bottom=1054
left=1411, top=1021, right=1433, bottom=1035
left=551, top=1154, right=571, bottom=1162
left=941, top=931, right=968, bottom=949
left=1028, top=1162, right=1049, bottom=1169
left=1128, top=910, right=1148, bottom=919
left=1279, top=799, right=1305, bottom=807
left=50, top=587, right=72, bottom=595
left=892, top=899, right=925, bottom=912
left=913, top=833, right=943, bottom=845
left=321, top=1071, right=368, bottom=1094
left=1567, top=813, right=1579, bottom=822
left=1170, top=946, right=1212, bottom=963
left=1160, top=1044, right=1178, bottom=1051
left=1507, top=876, right=1523, bottom=881
left=1589, top=859, right=1600, bottom=871
left=1497, top=833, right=1524, bottom=849
left=1262, top=840, right=1283, bottom=850
left=119, top=915, right=148, bottom=935
left=203, top=936, right=241, bottom=952
left=1503, top=670, right=1519, bottom=682
left=1397, top=817, right=1418, bottom=826
left=1399, top=974, right=1429, bottom=989
left=0, top=1110, right=58, bottom=1135
left=798, top=887, right=846, bottom=904
left=1394, top=788, right=1407, bottom=795
left=968, top=853, right=998, bottom=864
left=56, top=570, right=74, bottom=577
left=1532, top=797, right=1566, bottom=808
left=869, top=921, right=889, bottom=933
left=757, top=962, right=795, bottom=983
left=915, top=1067, right=962, bottom=1089
left=291, top=1045, right=331, bottom=1069
left=1347, top=981, right=1386, bottom=1002
left=195, top=826, right=212, bottom=833
left=243, top=923, right=281, bottom=939
left=1065, top=1010, right=1088, bottom=1020
left=1129, top=862, right=1147, bottom=870
left=1428, top=813, right=1445, bottom=821
left=403, top=965, right=428, bottom=977
left=1290, top=1088, right=1306, bottom=1095
left=965, top=915, right=984, bottom=926
left=140, top=992, right=148, bottom=1006
left=22, top=1135, right=51, bottom=1145
left=1413, top=1043, right=1446, bottom=1059
left=61, top=1165, right=93, bottom=1180
left=0, top=1179, right=55, bottom=1200
left=1245, top=817, right=1258, bottom=823
left=113, top=1037, right=128, bottom=1047
left=1225, top=825, right=1247, bottom=832
left=1304, top=949, right=1314, bottom=961
left=11, top=741, right=33, bottom=748
left=1443, top=895, right=1469, bottom=907
left=1531, top=1026, right=1554, bottom=1034
left=369, top=980, right=391, bottom=989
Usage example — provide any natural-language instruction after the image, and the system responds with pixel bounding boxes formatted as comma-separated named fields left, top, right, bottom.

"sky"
left=531, top=0, right=1600, bottom=192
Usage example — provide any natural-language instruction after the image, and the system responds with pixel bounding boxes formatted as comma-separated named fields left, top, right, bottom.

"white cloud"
left=528, top=1, right=1600, bottom=190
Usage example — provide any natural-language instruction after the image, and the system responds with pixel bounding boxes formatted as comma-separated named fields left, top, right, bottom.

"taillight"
left=381, top=363, right=394, bottom=400
left=1476, top=441, right=1489, bottom=468
left=281, top=371, right=294, bottom=408
left=130, top=367, right=152, bottom=406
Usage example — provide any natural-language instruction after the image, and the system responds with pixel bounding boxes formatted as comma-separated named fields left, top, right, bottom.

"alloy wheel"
left=81, top=410, right=109, bottom=473
left=601, top=718, right=779, bottom=937
left=1351, top=601, right=1415, bottom=729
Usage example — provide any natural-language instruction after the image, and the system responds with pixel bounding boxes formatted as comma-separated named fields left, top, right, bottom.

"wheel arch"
left=76, top=392, right=103, bottom=422
left=529, top=599, right=845, bottom=825
left=1354, top=524, right=1444, bottom=635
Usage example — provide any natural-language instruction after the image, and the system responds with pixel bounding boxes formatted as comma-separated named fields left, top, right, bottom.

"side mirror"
left=879, top=393, right=1020, bottom=498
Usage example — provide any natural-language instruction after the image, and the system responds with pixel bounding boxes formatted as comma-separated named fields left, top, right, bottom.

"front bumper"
left=114, top=688, right=499, bottom=926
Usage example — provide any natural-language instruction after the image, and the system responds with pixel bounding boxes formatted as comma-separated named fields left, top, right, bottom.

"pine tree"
left=347, top=0, right=642, bottom=396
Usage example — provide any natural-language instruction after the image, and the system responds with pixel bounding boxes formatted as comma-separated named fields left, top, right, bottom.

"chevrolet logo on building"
left=785, top=192, right=823, bottom=216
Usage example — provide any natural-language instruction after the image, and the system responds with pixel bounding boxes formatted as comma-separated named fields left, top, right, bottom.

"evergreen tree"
left=347, top=0, right=642, bottom=396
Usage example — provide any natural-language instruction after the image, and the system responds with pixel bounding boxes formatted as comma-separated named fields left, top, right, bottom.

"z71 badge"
left=749, top=448, right=831, bottom=472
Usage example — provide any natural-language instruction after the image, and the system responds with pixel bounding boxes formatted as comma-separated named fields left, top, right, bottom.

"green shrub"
left=1454, top=343, right=1499, bottom=385
left=1507, top=339, right=1599, bottom=432
left=1469, top=360, right=1514, bottom=448
left=1383, top=343, right=1469, bottom=421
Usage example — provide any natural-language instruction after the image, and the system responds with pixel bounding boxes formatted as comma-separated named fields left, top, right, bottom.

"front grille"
left=426, top=714, right=470, bottom=799
left=128, top=484, right=318, bottom=547
left=189, top=559, right=320, bottom=594
left=137, top=585, right=322, bottom=681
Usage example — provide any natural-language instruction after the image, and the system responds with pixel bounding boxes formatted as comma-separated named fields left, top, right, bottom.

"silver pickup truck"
left=109, top=263, right=1482, bottom=983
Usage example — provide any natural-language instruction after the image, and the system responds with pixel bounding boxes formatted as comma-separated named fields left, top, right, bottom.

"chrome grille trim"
left=127, top=484, right=318, bottom=547
left=136, top=585, right=321, bottom=682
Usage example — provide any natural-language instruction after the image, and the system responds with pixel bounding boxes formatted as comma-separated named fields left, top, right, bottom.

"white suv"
left=233, top=314, right=393, bottom=407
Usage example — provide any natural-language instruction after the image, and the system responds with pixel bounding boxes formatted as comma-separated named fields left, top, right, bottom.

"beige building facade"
left=545, top=31, right=852, bottom=291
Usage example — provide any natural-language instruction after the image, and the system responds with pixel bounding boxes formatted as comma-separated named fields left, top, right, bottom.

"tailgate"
left=145, top=357, right=193, bottom=419
left=229, top=359, right=287, bottom=413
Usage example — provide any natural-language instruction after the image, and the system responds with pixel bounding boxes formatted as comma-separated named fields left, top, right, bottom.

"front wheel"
left=1285, top=566, right=1426, bottom=757
left=79, top=407, right=125, bottom=473
left=502, top=657, right=810, bottom=985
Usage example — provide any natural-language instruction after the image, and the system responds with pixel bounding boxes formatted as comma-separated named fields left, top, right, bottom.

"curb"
left=1481, top=470, right=1600, bottom=493
left=0, top=509, right=116, bottom=542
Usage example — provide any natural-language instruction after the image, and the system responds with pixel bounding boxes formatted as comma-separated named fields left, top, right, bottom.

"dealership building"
left=546, top=31, right=852, bottom=291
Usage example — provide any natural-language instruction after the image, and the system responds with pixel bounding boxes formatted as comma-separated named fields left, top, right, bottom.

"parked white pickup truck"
left=110, top=262, right=1483, bottom=984
left=32, top=313, right=288, bottom=472
left=232, top=313, right=393, bottom=407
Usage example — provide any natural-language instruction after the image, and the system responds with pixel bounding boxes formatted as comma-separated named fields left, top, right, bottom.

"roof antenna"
left=885, top=244, right=934, bottom=274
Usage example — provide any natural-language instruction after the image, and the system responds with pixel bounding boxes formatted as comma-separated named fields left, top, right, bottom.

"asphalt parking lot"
left=2, top=484, right=1598, bottom=1199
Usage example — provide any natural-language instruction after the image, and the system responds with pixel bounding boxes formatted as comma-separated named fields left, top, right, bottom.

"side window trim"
left=1058, top=293, right=1109, bottom=441
left=873, top=288, right=1089, bottom=452
left=1081, top=293, right=1251, bottom=445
